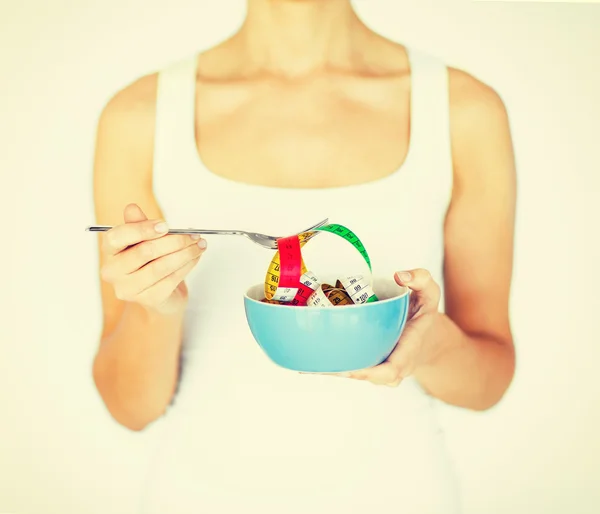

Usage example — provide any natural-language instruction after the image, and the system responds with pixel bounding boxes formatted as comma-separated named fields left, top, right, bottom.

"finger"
left=131, top=243, right=204, bottom=294
left=103, top=219, right=170, bottom=256
left=123, top=203, right=148, bottom=224
left=346, top=362, right=402, bottom=386
left=136, top=256, right=201, bottom=308
left=105, top=234, right=206, bottom=278
left=394, top=269, right=440, bottom=312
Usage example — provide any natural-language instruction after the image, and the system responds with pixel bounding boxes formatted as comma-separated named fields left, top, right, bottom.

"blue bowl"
left=243, top=277, right=411, bottom=373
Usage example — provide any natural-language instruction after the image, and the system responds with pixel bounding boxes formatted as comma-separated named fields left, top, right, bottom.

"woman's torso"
left=139, top=45, right=461, bottom=514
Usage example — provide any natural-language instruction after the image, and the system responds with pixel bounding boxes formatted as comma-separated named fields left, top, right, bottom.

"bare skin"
left=92, top=0, right=516, bottom=430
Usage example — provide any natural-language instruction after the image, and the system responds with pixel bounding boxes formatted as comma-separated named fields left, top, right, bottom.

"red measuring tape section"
left=276, top=234, right=317, bottom=306
left=277, top=235, right=302, bottom=289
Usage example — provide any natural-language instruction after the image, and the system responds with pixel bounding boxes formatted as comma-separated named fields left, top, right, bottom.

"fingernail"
left=197, top=239, right=207, bottom=249
left=190, top=234, right=202, bottom=240
left=396, top=271, right=412, bottom=282
left=154, top=222, right=168, bottom=234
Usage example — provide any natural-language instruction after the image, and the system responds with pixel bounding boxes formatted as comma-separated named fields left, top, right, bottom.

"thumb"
left=394, top=269, right=441, bottom=313
left=123, top=203, right=148, bottom=224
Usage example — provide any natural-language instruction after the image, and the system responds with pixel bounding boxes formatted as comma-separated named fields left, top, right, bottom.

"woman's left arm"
left=344, top=71, right=517, bottom=411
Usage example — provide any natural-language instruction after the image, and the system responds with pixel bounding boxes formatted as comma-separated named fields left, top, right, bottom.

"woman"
left=92, top=0, right=516, bottom=512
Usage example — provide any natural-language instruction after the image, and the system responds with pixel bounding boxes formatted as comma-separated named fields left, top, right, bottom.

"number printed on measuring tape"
left=300, top=272, right=319, bottom=288
left=307, top=285, right=334, bottom=308
left=272, top=287, right=299, bottom=302
left=272, top=271, right=320, bottom=304
left=306, top=284, right=353, bottom=307
left=290, top=271, right=320, bottom=305
left=337, top=275, right=377, bottom=305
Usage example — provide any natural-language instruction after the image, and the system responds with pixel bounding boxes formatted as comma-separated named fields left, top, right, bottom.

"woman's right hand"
left=99, top=204, right=207, bottom=315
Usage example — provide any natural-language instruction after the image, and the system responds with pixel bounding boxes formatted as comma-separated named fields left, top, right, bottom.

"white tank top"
left=141, top=47, right=461, bottom=514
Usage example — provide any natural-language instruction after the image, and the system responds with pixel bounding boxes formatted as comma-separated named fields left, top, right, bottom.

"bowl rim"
left=244, top=276, right=410, bottom=309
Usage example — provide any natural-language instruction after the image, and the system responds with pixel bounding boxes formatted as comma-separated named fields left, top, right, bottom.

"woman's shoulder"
left=94, top=70, right=166, bottom=179
left=401, top=45, right=512, bottom=184
left=447, top=66, right=507, bottom=118
left=93, top=73, right=160, bottom=200
left=98, top=52, right=199, bottom=132
left=447, top=65, right=510, bottom=169
left=401, top=44, right=509, bottom=153
left=403, top=44, right=505, bottom=111
left=444, top=65, right=514, bottom=191
left=99, top=72, right=158, bottom=132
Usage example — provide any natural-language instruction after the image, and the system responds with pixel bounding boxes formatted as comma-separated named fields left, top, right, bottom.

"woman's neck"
left=234, top=0, right=371, bottom=77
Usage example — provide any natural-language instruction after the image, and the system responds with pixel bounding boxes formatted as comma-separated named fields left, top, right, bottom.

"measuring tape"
left=306, top=283, right=353, bottom=307
left=263, top=232, right=320, bottom=304
left=263, top=223, right=378, bottom=306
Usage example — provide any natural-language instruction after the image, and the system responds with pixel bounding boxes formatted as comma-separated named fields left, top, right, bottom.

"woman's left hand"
left=337, top=269, right=441, bottom=387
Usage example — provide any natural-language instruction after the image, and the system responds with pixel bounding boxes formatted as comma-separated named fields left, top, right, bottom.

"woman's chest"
left=194, top=80, right=410, bottom=188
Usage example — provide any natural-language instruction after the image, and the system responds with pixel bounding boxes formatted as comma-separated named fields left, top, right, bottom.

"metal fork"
left=85, top=218, right=329, bottom=250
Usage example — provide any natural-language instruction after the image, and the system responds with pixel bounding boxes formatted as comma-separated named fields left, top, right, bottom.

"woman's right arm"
left=91, top=76, right=206, bottom=431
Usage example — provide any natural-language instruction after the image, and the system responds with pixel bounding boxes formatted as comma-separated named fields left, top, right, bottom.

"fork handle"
left=85, top=226, right=242, bottom=236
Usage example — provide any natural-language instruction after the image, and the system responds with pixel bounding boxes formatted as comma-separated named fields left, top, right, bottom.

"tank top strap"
left=405, top=47, right=453, bottom=202
left=153, top=55, right=198, bottom=193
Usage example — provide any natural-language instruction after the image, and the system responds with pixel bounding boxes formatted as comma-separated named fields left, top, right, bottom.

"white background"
left=1, top=1, right=600, bottom=513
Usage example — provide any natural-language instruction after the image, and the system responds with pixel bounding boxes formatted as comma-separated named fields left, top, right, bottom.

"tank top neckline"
left=182, top=47, right=422, bottom=195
